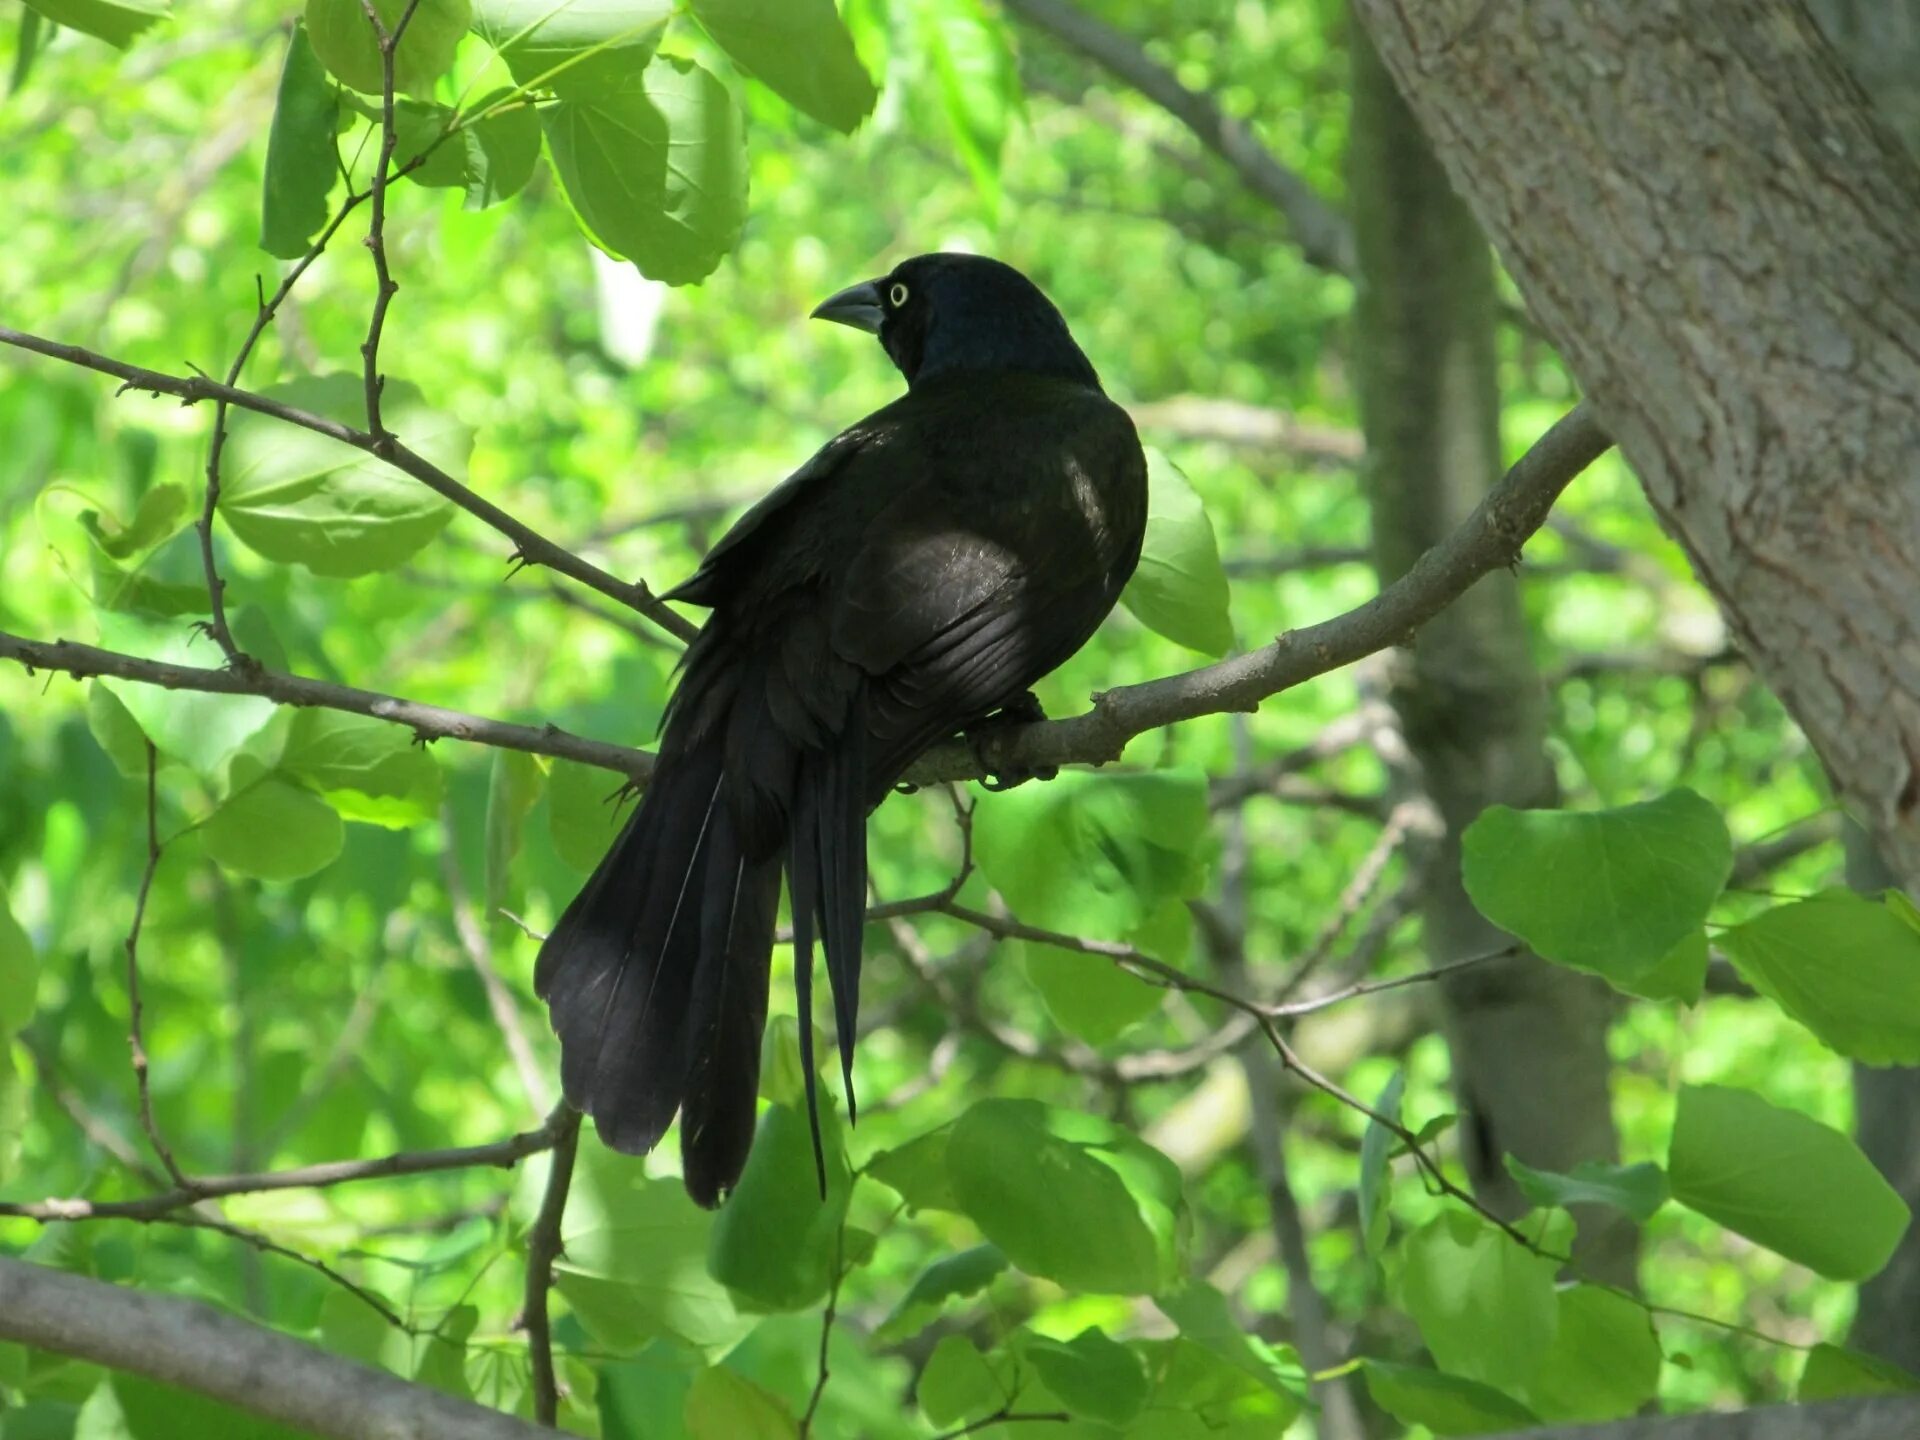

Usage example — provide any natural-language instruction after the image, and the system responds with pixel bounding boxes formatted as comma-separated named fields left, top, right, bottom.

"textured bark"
left=1810, top=0, right=1920, bottom=1373
left=1347, top=24, right=1634, bottom=1286
left=1348, top=0, right=1920, bottom=891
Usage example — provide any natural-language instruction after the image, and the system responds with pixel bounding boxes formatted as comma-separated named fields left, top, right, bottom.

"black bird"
left=535, top=254, right=1149, bottom=1206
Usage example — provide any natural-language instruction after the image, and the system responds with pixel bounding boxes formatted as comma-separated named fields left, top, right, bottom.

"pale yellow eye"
left=889, top=282, right=910, bottom=307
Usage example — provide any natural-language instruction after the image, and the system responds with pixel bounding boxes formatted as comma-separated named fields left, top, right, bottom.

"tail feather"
left=816, top=719, right=868, bottom=1122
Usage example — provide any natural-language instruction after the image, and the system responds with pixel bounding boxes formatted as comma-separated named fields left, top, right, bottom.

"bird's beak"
left=810, top=278, right=886, bottom=334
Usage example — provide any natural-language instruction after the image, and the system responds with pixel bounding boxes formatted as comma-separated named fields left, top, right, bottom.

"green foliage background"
left=1, top=0, right=1916, bottom=1435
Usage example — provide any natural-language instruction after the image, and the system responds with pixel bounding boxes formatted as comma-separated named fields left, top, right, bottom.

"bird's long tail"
left=533, top=733, right=782, bottom=1207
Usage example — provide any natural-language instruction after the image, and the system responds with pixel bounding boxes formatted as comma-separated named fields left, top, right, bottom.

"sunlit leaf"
left=202, top=755, right=345, bottom=881
left=688, top=0, right=876, bottom=133
left=684, top=1365, right=795, bottom=1440
left=946, top=1099, right=1187, bottom=1294
left=1669, top=1084, right=1910, bottom=1280
left=1799, top=1343, right=1920, bottom=1403
left=1503, top=1155, right=1668, bottom=1223
left=916, top=1335, right=1005, bottom=1429
left=544, top=55, right=748, bottom=286
left=875, top=1245, right=1005, bottom=1342
left=1358, top=1070, right=1406, bottom=1255
left=471, top=0, right=671, bottom=90
left=22, top=0, right=167, bottom=50
left=1519, top=1285, right=1662, bottom=1423
left=1721, top=891, right=1920, bottom=1065
left=304, top=0, right=470, bottom=95
left=219, top=374, right=469, bottom=577
left=1019, top=1327, right=1147, bottom=1426
left=1395, top=1211, right=1559, bottom=1389
left=1121, top=451, right=1233, bottom=656
left=261, top=27, right=340, bottom=259
left=0, top=887, right=37, bottom=1038
left=1462, top=789, right=1731, bottom=985
left=96, top=611, right=277, bottom=776
left=707, top=1098, right=852, bottom=1312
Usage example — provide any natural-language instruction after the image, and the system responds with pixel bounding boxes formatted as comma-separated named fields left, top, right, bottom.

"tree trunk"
left=1806, top=0, right=1920, bottom=152
left=1348, top=0, right=1920, bottom=892
left=1347, top=21, right=1634, bottom=1286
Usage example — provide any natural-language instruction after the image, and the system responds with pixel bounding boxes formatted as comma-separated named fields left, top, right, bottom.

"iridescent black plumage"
left=535, top=254, right=1148, bottom=1206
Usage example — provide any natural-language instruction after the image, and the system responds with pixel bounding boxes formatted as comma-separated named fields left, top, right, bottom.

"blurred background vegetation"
left=0, top=0, right=1909, bottom=1436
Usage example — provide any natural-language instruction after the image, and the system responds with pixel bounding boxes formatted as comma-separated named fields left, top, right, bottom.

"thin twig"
left=929, top=1408, right=1072, bottom=1439
left=522, top=1109, right=581, bottom=1428
left=0, top=629, right=655, bottom=779
left=440, top=821, right=553, bottom=1117
left=357, top=0, right=425, bottom=438
left=0, top=325, right=698, bottom=644
left=0, top=1113, right=569, bottom=1222
left=798, top=1222, right=847, bottom=1438
left=125, top=742, right=189, bottom=1188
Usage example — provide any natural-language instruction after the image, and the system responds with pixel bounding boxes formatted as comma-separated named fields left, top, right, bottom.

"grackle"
left=535, top=254, right=1148, bottom=1206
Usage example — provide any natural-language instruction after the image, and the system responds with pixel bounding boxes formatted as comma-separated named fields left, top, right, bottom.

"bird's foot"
left=965, top=691, right=1058, bottom=792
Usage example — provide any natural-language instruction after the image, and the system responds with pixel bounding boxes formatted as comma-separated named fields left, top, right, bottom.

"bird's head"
left=811, top=253, right=1102, bottom=392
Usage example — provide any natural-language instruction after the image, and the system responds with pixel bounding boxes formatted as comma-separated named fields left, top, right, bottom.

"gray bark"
left=1348, top=22, right=1634, bottom=1286
left=0, top=1256, right=547, bottom=1440
left=1347, top=0, right=1920, bottom=893
left=1491, top=1393, right=1920, bottom=1440
left=1843, top=822, right=1920, bottom=1370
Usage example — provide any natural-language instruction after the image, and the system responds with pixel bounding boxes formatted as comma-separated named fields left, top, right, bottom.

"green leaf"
left=1121, top=451, right=1233, bottom=656
left=1668, top=1084, right=1910, bottom=1281
left=1721, top=892, right=1920, bottom=1065
left=973, top=768, right=1211, bottom=940
left=1020, top=1327, right=1148, bottom=1426
left=281, top=709, right=443, bottom=827
left=1503, top=1156, right=1669, bottom=1223
left=202, top=756, right=346, bottom=881
left=85, top=483, right=191, bottom=560
left=115, top=1372, right=316, bottom=1439
left=219, top=374, right=469, bottom=577
left=22, top=0, right=167, bottom=49
left=484, top=749, right=543, bottom=915
left=688, top=0, right=876, bottom=133
left=684, top=1366, right=796, bottom=1440
left=548, top=757, right=627, bottom=871
left=555, top=1159, right=751, bottom=1360
left=1799, top=1344, right=1920, bottom=1402
left=1395, top=1211, right=1560, bottom=1389
left=946, top=1099, right=1187, bottom=1295
left=707, top=1099, right=852, bottom=1312
left=86, top=682, right=151, bottom=780
left=863, top=1125, right=958, bottom=1214
left=1022, top=943, right=1161, bottom=1045
left=875, top=1245, right=1005, bottom=1342
left=1618, top=928, right=1709, bottom=1004
left=1461, top=789, right=1732, bottom=984
left=1518, top=1284, right=1662, bottom=1423
left=0, top=887, right=37, bottom=1038
left=1358, top=1070, right=1406, bottom=1255
left=11, top=7, right=43, bottom=93
left=304, top=0, right=471, bottom=95
left=96, top=611, right=277, bottom=776
left=919, top=0, right=1017, bottom=216
left=916, top=1335, right=1005, bottom=1428
left=261, top=27, right=340, bottom=259
left=470, top=0, right=671, bottom=90
left=386, top=93, right=541, bottom=208
left=1153, top=1280, right=1305, bottom=1404
left=544, top=55, right=748, bottom=286
left=1361, top=1361, right=1537, bottom=1437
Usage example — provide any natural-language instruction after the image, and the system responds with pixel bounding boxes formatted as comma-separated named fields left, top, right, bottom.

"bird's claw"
left=965, top=691, right=1056, bottom=791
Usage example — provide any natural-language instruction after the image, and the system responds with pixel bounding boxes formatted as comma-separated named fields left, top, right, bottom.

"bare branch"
left=1001, top=0, right=1355, bottom=275
left=125, top=741, right=188, bottom=1187
left=0, top=325, right=697, bottom=645
left=521, top=1110, right=581, bottom=1428
left=0, top=629, right=655, bottom=779
left=906, top=403, right=1614, bottom=784
left=0, top=1256, right=549, bottom=1440
left=0, top=1111, right=568, bottom=1223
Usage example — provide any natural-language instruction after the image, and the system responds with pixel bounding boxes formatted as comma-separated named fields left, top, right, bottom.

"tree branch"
left=908, top=402, right=1613, bottom=783
left=521, top=1110, right=580, bottom=1428
left=0, top=1111, right=567, bottom=1222
left=0, top=325, right=698, bottom=645
left=0, top=1256, right=549, bottom=1440
left=0, top=629, right=656, bottom=779
left=1000, top=0, right=1356, bottom=274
